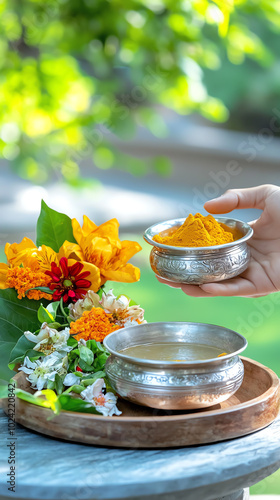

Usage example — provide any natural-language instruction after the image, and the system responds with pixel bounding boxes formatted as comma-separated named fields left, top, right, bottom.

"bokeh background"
left=0, top=0, right=280, bottom=495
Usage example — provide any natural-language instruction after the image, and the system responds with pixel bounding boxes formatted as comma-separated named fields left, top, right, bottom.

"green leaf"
left=8, top=334, right=42, bottom=368
left=15, top=388, right=56, bottom=409
left=81, top=371, right=105, bottom=386
left=71, top=371, right=85, bottom=378
left=67, top=336, right=78, bottom=348
left=0, top=289, right=46, bottom=380
left=26, top=287, right=53, bottom=295
left=54, top=374, right=64, bottom=395
left=38, top=304, right=55, bottom=324
left=93, top=352, right=110, bottom=371
left=86, top=339, right=99, bottom=353
left=79, top=345, right=94, bottom=365
left=47, top=379, right=56, bottom=391
left=78, top=358, right=95, bottom=372
left=36, top=200, right=77, bottom=252
left=58, top=394, right=101, bottom=414
left=46, top=301, right=60, bottom=318
left=0, top=380, right=8, bottom=399
left=62, top=384, right=84, bottom=395
left=47, top=322, right=63, bottom=330
left=97, top=286, right=105, bottom=298
left=15, top=387, right=101, bottom=415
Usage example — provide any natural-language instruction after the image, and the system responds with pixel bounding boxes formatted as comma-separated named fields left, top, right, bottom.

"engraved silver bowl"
left=104, top=322, right=247, bottom=410
left=143, top=217, right=253, bottom=285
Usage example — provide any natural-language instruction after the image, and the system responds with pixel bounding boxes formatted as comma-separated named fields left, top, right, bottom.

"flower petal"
left=115, top=240, right=142, bottom=264
left=0, top=263, right=9, bottom=289
left=72, top=216, right=97, bottom=245
left=63, top=373, right=81, bottom=386
left=102, top=264, right=140, bottom=283
left=91, top=219, right=121, bottom=245
left=68, top=259, right=101, bottom=293
left=58, top=241, right=84, bottom=262
left=37, top=245, right=59, bottom=272
left=60, top=257, right=69, bottom=276
left=68, top=261, right=84, bottom=276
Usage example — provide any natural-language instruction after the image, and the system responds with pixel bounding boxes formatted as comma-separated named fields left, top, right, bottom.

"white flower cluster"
left=69, top=289, right=146, bottom=327
left=19, top=351, right=68, bottom=391
left=24, top=322, right=71, bottom=355
left=19, top=308, right=124, bottom=416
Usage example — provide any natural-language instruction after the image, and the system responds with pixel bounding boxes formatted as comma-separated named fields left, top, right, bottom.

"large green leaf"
left=8, top=335, right=42, bottom=369
left=0, top=289, right=47, bottom=380
left=36, top=200, right=77, bottom=252
left=0, top=380, right=8, bottom=399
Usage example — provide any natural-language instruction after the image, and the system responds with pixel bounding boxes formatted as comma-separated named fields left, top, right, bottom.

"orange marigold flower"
left=6, top=267, right=52, bottom=300
left=70, top=307, right=121, bottom=342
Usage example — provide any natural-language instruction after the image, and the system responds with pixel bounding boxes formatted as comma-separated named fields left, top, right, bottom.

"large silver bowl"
left=104, top=322, right=247, bottom=410
left=143, top=217, right=253, bottom=285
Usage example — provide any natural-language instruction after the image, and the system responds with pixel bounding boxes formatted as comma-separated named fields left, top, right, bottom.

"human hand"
left=157, top=184, right=280, bottom=297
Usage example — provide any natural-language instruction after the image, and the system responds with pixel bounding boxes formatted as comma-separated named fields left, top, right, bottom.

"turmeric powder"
left=153, top=213, right=234, bottom=247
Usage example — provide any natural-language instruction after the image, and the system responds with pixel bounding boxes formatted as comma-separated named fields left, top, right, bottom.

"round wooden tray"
left=3, top=357, right=280, bottom=448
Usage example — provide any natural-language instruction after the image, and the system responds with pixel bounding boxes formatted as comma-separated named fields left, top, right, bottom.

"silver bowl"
left=104, top=322, right=247, bottom=410
left=143, top=217, right=253, bottom=285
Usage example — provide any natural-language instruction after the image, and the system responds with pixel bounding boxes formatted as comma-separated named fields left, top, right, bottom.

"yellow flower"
left=5, top=238, right=39, bottom=270
left=72, top=216, right=141, bottom=285
left=0, top=263, right=9, bottom=289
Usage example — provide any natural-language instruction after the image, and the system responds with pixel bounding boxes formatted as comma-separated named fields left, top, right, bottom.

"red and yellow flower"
left=0, top=215, right=141, bottom=302
left=45, top=257, right=92, bottom=303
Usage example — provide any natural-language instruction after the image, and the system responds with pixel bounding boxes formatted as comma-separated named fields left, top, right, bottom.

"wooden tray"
left=3, top=357, right=280, bottom=448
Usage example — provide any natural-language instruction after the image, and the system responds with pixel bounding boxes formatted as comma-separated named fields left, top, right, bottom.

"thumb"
left=203, top=185, right=273, bottom=214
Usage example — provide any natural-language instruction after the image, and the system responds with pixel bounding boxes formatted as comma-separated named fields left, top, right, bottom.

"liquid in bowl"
left=120, top=342, right=225, bottom=362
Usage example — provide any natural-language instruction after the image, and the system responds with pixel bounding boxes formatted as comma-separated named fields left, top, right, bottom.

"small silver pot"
left=104, top=322, right=247, bottom=410
left=143, top=217, right=253, bottom=285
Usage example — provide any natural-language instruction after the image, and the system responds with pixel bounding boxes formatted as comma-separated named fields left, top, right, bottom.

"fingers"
left=157, top=275, right=268, bottom=297
left=156, top=277, right=214, bottom=296
left=203, top=185, right=276, bottom=214
left=199, top=277, right=258, bottom=297
left=180, top=285, right=216, bottom=298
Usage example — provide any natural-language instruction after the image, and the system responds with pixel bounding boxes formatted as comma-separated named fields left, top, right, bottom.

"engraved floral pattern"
left=106, top=357, right=244, bottom=388
left=150, top=246, right=250, bottom=284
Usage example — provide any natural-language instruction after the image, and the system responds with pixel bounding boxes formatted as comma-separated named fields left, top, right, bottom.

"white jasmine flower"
left=18, top=352, right=68, bottom=391
left=69, top=290, right=101, bottom=320
left=101, top=289, right=146, bottom=327
left=78, top=339, right=87, bottom=347
left=80, top=378, right=122, bottom=417
left=101, top=289, right=130, bottom=311
left=63, top=373, right=81, bottom=387
left=24, top=323, right=72, bottom=355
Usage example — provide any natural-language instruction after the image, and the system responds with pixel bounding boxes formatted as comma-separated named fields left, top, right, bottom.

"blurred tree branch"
left=0, top=0, right=279, bottom=183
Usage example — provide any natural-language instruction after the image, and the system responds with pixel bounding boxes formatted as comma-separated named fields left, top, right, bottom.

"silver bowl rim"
left=143, top=216, right=254, bottom=251
left=103, top=321, right=248, bottom=367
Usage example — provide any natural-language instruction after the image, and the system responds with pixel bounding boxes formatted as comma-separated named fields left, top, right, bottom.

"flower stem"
left=59, top=298, right=68, bottom=319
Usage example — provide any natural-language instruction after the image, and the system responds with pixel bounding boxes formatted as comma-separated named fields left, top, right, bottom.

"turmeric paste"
left=153, top=213, right=234, bottom=247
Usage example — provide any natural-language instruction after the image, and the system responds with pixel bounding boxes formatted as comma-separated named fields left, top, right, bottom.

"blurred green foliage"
left=0, top=0, right=280, bottom=182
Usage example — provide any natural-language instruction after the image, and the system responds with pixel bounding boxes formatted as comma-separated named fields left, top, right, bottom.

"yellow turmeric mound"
left=153, top=213, right=234, bottom=247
